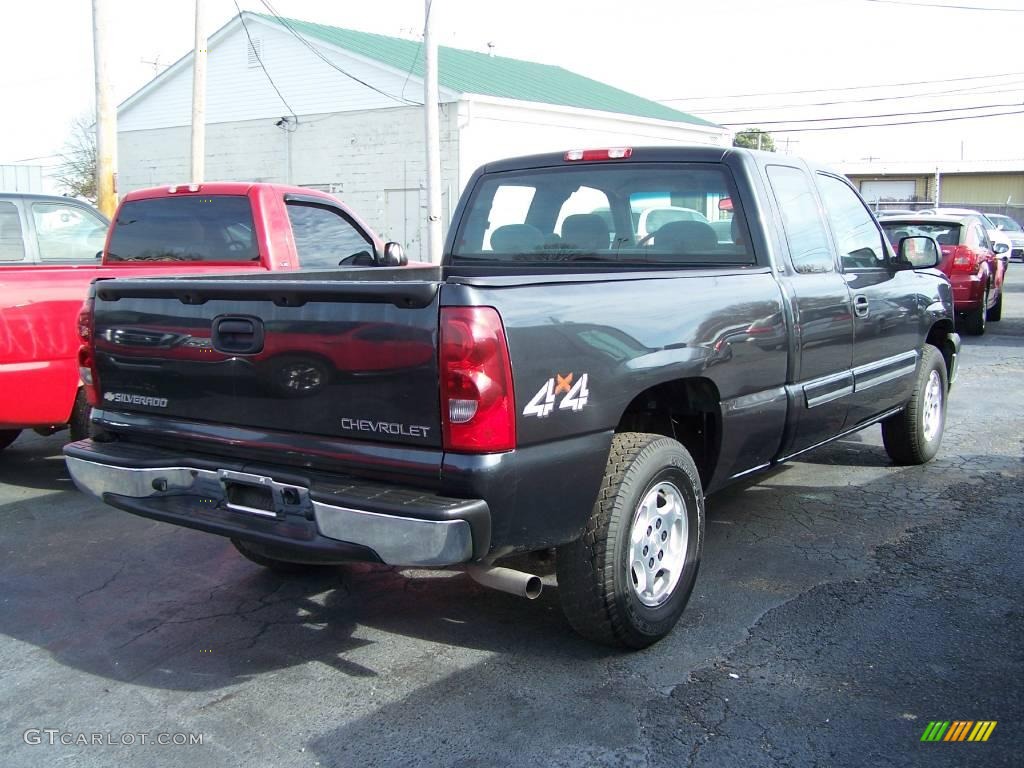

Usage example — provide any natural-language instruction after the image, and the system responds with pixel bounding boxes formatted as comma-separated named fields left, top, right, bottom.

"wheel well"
left=926, top=320, right=956, bottom=381
left=615, top=378, right=721, bottom=488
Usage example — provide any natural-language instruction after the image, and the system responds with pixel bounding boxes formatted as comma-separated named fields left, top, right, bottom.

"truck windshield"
left=106, top=195, right=259, bottom=262
left=450, top=163, right=754, bottom=267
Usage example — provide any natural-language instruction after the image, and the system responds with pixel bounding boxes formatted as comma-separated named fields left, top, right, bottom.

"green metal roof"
left=253, top=13, right=719, bottom=128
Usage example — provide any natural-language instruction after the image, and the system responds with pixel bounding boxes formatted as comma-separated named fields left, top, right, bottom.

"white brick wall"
left=118, top=105, right=460, bottom=262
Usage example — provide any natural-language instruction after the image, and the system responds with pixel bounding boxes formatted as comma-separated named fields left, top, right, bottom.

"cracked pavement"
left=1, top=271, right=1022, bottom=767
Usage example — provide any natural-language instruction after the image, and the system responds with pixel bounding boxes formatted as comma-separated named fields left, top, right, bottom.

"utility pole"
left=190, top=0, right=207, bottom=184
left=92, top=0, right=117, bottom=217
left=423, top=0, right=443, bottom=264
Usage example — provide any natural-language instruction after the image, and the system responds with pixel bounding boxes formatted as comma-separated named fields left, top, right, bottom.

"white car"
left=919, top=207, right=1012, bottom=264
left=987, top=214, right=1024, bottom=262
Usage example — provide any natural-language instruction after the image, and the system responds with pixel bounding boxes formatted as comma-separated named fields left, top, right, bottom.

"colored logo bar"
left=921, top=721, right=997, bottom=742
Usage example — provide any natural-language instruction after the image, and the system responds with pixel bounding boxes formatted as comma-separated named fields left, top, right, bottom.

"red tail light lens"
left=77, top=295, right=101, bottom=406
left=950, top=246, right=979, bottom=273
left=439, top=307, right=516, bottom=453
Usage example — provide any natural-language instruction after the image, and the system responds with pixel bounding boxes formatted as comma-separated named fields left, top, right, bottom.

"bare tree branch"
left=55, top=113, right=97, bottom=201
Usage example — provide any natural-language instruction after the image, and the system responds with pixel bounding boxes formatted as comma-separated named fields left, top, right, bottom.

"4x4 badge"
left=523, top=373, right=590, bottom=418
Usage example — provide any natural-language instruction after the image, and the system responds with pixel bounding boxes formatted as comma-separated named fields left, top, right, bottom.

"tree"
left=55, top=113, right=97, bottom=201
left=733, top=129, right=776, bottom=152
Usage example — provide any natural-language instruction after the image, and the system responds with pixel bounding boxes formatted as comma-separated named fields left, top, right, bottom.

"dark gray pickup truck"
left=65, top=147, right=959, bottom=648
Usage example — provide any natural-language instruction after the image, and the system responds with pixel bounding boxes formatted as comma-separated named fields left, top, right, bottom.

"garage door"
left=859, top=180, right=916, bottom=203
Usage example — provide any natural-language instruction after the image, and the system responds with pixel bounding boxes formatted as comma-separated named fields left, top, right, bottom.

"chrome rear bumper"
left=64, top=446, right=482, bottom=567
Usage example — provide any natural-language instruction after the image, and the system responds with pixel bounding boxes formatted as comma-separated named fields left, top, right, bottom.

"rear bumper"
left=64, top=439, right=486, bottom=567
left=950, top=273, right=985, bottom=311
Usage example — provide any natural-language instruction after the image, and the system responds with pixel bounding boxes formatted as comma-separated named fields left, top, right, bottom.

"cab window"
left=816, top=174, right=886, bottom=270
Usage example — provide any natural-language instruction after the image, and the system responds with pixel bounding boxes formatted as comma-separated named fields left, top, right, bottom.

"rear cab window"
left=451, top=163, right=754, bottom=268
left=106, top=195, right=259, bottom=263
left=0, top=201, right=27, bottom=263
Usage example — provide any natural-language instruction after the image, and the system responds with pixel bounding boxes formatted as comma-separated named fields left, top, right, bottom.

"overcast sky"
left=3, top=0, right=1024, bottom=175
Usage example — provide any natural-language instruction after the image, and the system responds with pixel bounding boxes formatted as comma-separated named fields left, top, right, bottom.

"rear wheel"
left=556, top=432, right=704, bottom=649
left=961, top=288, right=988, bottom=336
left=68, top=389, right=92, bottom=442
left=882, top=346, right=947, bottom=465
left=987, top=289, right=1002, bottom=322
left=0, top=430, right=21, bottom=452
left=231, top=539, right=331, bottom=574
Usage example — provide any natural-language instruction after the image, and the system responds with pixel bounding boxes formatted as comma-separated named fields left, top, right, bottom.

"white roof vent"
left=247, top=37, right=263, bottom=68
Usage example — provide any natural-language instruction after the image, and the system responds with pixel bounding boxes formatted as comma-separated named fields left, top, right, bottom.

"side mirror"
left=95, top=251, right=103, bottom=259
left=993, top=242, right=1009, bottom=255
left=382, top=241, right=407, bottom=267
left=897, top=235, right=940, bottom=269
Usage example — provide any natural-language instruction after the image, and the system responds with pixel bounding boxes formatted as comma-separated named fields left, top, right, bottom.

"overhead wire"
left=658, top=70, right=1024, bottom=103
left=720, top=100, right=1024, bottom=127
left=691, top=80, right=1024, bottom=115
left=767, top=108, right=1024, bottom=132
left=257, top=0, right=422, bottom=106
left=860, top=0, right=1024, bottom=11
left=235, top=1, right=298, bottom=126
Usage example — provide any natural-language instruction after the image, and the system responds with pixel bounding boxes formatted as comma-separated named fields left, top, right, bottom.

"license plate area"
left=218, top=469, right=306, bottom=519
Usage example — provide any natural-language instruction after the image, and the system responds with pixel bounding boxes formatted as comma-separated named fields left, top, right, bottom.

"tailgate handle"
left=211, top=315, right=265, bottom=354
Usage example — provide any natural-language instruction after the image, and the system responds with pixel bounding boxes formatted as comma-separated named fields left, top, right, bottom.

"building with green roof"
left=117, top=12, right=727, bottom=259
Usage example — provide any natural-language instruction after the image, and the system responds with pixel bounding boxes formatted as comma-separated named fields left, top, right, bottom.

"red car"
left=0, top=183, right=398, bottom=454
left=879, top=214, right=1005, bottom=336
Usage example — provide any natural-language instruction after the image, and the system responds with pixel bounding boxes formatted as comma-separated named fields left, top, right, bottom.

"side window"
left=285, top=202, right=375, bottom=269
left=977, top=224, right=992, bottom=251
left=481, top=185, right=536, bottom=251
left=816, top=174, right=886, bottom=270
left=766, top=165, right=834, bottom=274
left=32, top=202, right=107, bottom=262
left=555, top=186, right=613, bottom=249
left=0, top=202, right=27, bottom=263
left=966, top=224, right=984, bottom=249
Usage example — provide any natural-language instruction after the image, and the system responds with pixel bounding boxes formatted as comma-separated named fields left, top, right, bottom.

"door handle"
left=853, top=294, right=870, bottom=319
left=211, top=315, right=265, bottom=354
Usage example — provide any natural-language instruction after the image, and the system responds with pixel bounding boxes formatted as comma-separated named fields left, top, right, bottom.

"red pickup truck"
left=0, top=183, right=400, bottom=454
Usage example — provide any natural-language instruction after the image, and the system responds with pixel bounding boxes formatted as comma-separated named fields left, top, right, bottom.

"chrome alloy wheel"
left=629, top=481, right=688, bottom=607
left=922, top=369, right=943, bottom=442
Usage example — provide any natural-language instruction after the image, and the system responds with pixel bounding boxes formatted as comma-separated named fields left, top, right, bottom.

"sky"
left=2, top=0, right=1024, bottom=182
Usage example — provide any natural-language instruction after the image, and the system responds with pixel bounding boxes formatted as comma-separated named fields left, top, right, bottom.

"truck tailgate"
left=90, top=270, right=444, bottom=448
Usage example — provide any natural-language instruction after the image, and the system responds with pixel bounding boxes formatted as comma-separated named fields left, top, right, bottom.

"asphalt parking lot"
left=2, top=271, right=1022, bottom=768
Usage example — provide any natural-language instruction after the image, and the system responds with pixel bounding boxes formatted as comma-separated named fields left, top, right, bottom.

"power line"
left=399, top=0, right=429, bottom=103
left=721, top=100, right=1024, bottom=127
left=861, top=0, right=1024, bottom=11
left=769, top=108, right=1024, bottom=132
left=693, top=80, right=1024, bottom=115
left=235, top=1, right=297, bottom=123
left=257, top=0, right=422, bottom=106
left=659, top=70, right=1024, bottom=102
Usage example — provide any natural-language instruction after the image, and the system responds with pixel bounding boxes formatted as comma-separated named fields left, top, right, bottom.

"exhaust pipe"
left=466, top=565, right=543, bottom=600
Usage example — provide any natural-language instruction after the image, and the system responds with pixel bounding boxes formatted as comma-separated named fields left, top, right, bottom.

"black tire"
left=231, top=538, right=330, bottom=574
left=556, top=432, right=704, bottom=649
left=68, top=389, right=92, bottom=442
left=987, top=289, right=1002, bottom=322
left=960, top=288, right=987, bottom=336
left=0, top=429, right=21, bottom=452
left=882, top=345, right=947, bottom=466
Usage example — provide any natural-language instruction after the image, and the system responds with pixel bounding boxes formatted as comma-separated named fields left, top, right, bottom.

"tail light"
left=77, top=293, right=101, bottom=406
left=950, top=246, right=979, bottom=273
left=439, top=307, right=516, bottom=453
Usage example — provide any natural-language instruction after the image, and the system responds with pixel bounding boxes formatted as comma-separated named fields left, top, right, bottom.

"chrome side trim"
left=65, top=457, right=473, bottom=567
left=853, top=350, right=918, bottom=392
left=802, top=370, right=855, bottom=409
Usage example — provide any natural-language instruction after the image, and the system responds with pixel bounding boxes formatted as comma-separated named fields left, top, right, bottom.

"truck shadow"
left=0, top=431, right=77, bottom=493
left=2, top=434, right=1016, bottom=697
